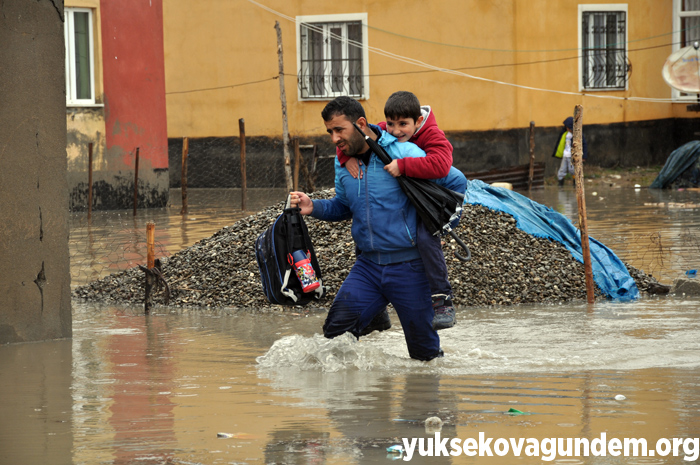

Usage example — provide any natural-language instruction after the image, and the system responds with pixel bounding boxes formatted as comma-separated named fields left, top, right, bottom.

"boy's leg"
left=382, top=259, right=442, bottom=361
left=323, top=256, right=389, bottom=339
left=566, top=158, right=576, bottom=185
left=416, top=221, right=456, bottom=330
left=557, top=159, right=567, bottom=186
left=416, top=221, right=452, bottom=296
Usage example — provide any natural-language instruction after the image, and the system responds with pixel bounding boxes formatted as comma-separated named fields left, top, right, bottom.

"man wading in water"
left=290, top=96, right=465, bottom=361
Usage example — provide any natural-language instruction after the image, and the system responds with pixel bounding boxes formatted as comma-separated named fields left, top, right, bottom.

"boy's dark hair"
left=384, top=91, right=422, bottom=122
left=321, top=96, right=366, bottom=122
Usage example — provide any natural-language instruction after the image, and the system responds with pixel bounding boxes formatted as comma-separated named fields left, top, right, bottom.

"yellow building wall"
left=163, top=0, right=685, bottom=140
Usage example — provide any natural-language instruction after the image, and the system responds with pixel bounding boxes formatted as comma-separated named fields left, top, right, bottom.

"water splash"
left=256, top=333, right=403, bottom=372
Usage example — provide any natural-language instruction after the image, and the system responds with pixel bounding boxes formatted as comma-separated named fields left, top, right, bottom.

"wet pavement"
left=2, top=185, right=700, bottom=464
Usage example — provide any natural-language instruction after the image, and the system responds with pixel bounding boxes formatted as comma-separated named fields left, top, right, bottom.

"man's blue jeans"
left=323, top=255, right=441, bottom=361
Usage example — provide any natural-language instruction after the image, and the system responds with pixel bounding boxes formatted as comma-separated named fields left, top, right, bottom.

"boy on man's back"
left=336, top=91, right=459, bottom=331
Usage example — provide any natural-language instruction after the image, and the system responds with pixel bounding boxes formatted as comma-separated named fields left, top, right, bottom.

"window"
left=579, top=4, right=628, bottom=90
left=296, top=13, right=369, bottom=100
left=64, top=8, right=95, bottom=105
left=672, top=0, right=700, bottom=99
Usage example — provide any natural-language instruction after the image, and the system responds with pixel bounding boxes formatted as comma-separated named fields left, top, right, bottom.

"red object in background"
left=100, top=0, right=168, bottom=170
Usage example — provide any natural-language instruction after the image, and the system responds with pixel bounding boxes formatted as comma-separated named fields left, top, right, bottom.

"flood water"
left=2, top=185, right=700, bottom=465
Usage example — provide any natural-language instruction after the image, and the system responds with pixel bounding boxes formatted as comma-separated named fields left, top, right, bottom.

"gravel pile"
left=73, top=189, right=661, bottom=311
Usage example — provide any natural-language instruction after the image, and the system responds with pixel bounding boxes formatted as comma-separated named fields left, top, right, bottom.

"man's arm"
left=291, top=159, right=353, bottom=221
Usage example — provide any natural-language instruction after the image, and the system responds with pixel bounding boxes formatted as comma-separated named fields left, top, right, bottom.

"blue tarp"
left=464, top=180, right=639, bottom=301
left=650, top=140, right=700, bottom=189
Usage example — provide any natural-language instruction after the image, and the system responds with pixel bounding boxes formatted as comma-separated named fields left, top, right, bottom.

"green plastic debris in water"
left=506, top=408, right=531, bottom=415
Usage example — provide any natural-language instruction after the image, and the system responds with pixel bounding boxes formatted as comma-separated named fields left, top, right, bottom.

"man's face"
left=324, top=114, right=367, bottom=157
left=385, top=115, right=423, bottom=142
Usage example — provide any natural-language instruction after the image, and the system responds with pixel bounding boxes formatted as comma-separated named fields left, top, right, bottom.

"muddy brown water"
left=2, top=185, right=700, bottom=465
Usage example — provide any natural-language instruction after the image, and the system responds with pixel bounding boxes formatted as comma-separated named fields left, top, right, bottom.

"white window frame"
left=578, top=4, right=629, bottom=92
left=672, top=0, right=700, bottom=100
left=65, top=7, right=96, bottom=106
left=296, top=13, right=370, bottom=101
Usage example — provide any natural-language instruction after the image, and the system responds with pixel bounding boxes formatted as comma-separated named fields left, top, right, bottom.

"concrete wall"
left=0, top=0, right=72, bottom=343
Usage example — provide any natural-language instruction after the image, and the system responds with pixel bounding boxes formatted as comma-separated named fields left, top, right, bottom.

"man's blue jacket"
left=311, top=125, right=466, bottom=265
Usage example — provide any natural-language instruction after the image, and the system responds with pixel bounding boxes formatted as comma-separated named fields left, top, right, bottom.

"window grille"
left=581, top=11, right=628, bottom=90
left=299, top=20, right=364, bottom=99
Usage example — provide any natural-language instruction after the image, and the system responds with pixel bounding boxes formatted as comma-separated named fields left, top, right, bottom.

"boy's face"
left=385, top=115, right=424, bottom=142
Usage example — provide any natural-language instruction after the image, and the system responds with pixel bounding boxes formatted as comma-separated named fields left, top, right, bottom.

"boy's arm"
left=336, top=146, right=362, bottom=178
left=397, top=126, right=453, bottom=179
left=336, top=146, right=352, bottom=166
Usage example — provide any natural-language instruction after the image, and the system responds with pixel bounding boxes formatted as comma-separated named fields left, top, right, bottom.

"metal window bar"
left=299, top=21, right=364, bottom=98
left=582, top=11, right=627, bottom=89
left=680, top=15, right=700, bottom=96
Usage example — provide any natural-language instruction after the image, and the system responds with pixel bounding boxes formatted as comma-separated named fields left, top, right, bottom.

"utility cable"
left=245, top=0, right=679, bottom=103
left=165, top=76, right=278, bottom=95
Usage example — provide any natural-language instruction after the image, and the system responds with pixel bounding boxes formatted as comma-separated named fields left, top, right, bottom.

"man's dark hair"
left=321, top=96, right=366, bottom=122
left=384, top=91, right=422, bottom=121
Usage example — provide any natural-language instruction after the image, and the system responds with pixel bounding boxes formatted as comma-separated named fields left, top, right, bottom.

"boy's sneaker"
left=359, top=308, right=391, bottom=336
left=432, top=294, right=456, bottom=330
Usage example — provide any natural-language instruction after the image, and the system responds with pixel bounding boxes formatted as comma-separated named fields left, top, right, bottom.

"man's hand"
left=289, top=191, right=313, bottom=215
left=346, top=157, right=363, bottom=179
left=384, top=159, right=401, bottom=178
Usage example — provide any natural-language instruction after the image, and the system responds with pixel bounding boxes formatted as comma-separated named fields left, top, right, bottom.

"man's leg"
left=323, top=256, right=389, bottom=339
left=382, top=259, right=442, bottom=361
left=415, top=221, right=455, bottom=330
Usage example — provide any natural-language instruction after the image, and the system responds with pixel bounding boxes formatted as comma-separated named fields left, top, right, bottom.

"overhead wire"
left=168, top=0, right=686, bottom=102
left=165, top=76, right=278, bottom=95
left=364, top=22, right=700, bottom=53
left=246, top=0, right=680, bottom=103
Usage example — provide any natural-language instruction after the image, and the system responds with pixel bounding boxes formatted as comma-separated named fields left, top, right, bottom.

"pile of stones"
left=73, top=190, right=662, bottom=311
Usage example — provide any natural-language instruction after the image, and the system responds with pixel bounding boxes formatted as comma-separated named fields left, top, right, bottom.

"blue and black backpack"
left=255, top=199, right=325, bottom=306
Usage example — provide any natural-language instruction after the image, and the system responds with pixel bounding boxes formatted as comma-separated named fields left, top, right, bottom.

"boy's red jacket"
left=336, top=106, right=453, bottom=178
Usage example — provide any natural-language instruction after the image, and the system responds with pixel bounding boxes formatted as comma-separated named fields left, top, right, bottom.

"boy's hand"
left=289, top=191, right=313, bottom=215
left=346, top=157, right=363, bottom=179
left=384, top=160, right=401, bottom=177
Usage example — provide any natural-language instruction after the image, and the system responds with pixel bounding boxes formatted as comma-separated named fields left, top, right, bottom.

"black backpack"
left=255, top=201, right=325, bottom=306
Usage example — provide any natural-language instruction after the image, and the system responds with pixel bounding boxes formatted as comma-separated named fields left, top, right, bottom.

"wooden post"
left=310, top=144, right=318, bottom=174
left=146, top=222, right=155, bottom=269
left=239, top=118, right=247, bottom=211
left=180, top=137, right=189, bottom=215
left=275, top=21, right=294, bottom=192
left=299, top=144, right=316, bottom=192
left=87, top=142, right=93, bottom=221
left=572, top=105, right=595, bottom=304
left=293, top=137, right=300, bottom=191
left=527, top=121, right=535, bottom=190
left=133, top=147, right=139, bottom=216
left=141, top=223, right=170, bottom=314
left=144, top=222, right=155, bottom=314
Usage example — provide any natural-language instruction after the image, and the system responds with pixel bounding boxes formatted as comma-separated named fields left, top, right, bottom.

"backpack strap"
left=280, top=268, right=299, bottom=303
left=286, top=207, right=310, bottom=253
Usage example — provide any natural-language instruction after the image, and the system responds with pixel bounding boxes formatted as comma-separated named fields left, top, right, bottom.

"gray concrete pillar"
left=0, top=0, right=71, bottom=343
